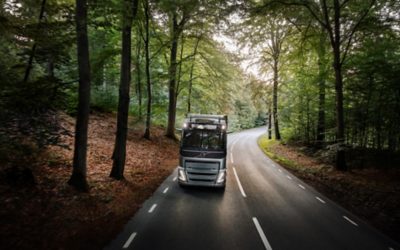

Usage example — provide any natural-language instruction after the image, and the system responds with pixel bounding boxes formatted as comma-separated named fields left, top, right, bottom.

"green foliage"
left=4, top=0, right=398, bottom=154
left=91, top=85, right=119, bottom=113
left=0, top=0, right=75, bottom=149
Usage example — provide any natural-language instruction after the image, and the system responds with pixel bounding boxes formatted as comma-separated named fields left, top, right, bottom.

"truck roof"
left=186, top=114, right=228, bottom=125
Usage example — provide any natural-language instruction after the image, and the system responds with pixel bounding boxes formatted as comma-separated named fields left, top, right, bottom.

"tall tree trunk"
left=68, top=0, right=90, bottom=191
left=135, top=32, right=142, bottom=119
left=23, top=0, right=46, bottom=83
left=110, top=0, right=139, bottom=179
left=316, top=31, right=327, bottom=144
left=272, top=58, right=281, bottom=140
left=175, top=33, right=185, bottom=100
left=332, top=0, right=346, bottom=170
left=143, top=0, right=152, bottom=139
left=268, top=104, right=272, bottom=139
left=306, top=96, right=311, bottom=143
left=166, top=12, right=180, bottom=139
left=187, top=36, right=201, bottom=114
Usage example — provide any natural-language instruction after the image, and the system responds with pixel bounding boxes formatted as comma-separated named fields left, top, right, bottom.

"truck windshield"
left=182, top=129, right=224, bottom=151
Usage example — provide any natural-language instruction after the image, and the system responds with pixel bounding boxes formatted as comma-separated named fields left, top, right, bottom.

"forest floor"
left=0, top=112, right=179, bottom=250
left=258, top=135, right=400, bottom=243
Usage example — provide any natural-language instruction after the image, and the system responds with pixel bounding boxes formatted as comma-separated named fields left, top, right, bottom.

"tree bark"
left=316, top=31, right=327, bottom=144
left=175, top=33, right=185, bottom=100
left=272, top=58, right=281, bottom=140
left=68, top=0, right=90, bottom=191
left=332, top=0, right=346, bottom=170
left=143, top=0, right=152, bottom=139
left=135, top=33, right=142, bottom=119
left=23, top=0, right=46, bottom=83
left=110, top=0, right=139, bottom=179
left=268, top=104, right=272, bottom=139
left=187, top=36, right=201, bottom=114
left=166, top=12, right=180, bottom=139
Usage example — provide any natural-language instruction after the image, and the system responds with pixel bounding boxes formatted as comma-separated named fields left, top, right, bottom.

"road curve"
left=105, top=127, right=399, bottom=250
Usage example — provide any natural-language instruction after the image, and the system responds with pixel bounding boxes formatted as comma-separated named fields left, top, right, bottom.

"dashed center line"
left=252, top=217, right=273, bottom=250
left=278, top=169, right=282, bottom=173
left=148, top=204, right=157, bottom=213
left=316, top=197, right=326, bottom=204
left=173, top=176, right=177, bottom=182
left=286, top=175, right=292, bottom=180
left=163, top=187, right=169, bottom=194
left=233, top=167, right=247, bottom=198
left=122, top=232, right=137, bottom=249
left=298, top=184, right=306, bottom=190
left=343, top=215, right=358, bottom=226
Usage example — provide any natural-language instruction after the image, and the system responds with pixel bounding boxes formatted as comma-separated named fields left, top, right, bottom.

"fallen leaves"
left=0, top=112, right=179, bottom=250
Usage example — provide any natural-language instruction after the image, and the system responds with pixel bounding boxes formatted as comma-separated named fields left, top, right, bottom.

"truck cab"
left=178, top=114, right=227, bottom=189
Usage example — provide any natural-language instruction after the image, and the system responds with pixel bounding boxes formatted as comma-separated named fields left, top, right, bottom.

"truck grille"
left=186, top=161, right=219, bottom=182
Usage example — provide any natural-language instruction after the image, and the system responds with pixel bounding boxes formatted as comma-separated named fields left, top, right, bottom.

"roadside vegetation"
left=258, top=135, right=400, bottom=242
left=1, top=0, right=399, bottom=248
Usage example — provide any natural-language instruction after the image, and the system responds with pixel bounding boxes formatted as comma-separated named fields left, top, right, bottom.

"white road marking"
left=343, top=216, right=358, bottom=226
left=122, top=232, right=137, bottom=249
left=148, top=204, right=157, bottom=213
left=173, top=177, right=177, bottom=182
left=230, top=152, right=233, bottom=160
left=233, top=167, right=247, bottom=198
left=278, top=169, right=282, bottom=173
left=298, top=184, right=306, bottom=190
left=252, top=217, right=273, bottom=250
left=231, top=157, right=234, bottom=164
left=316, top=197, right=326, bottom=204
left=286, top=175, right=292, bottom=180
left=163, top=187, right=169, bottom=194
left=388, top=247, right=394, bottom=250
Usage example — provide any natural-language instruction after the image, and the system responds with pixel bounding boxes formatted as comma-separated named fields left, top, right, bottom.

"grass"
left=257, top=134, right=298, bottom=170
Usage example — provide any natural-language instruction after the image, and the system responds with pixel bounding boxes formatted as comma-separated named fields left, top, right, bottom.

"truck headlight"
left=178, top=168, right=187, bottom=182
left=216, top=171, right=226, bottom=184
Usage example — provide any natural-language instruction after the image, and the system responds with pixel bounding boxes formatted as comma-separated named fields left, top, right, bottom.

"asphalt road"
left=105, top=127, right=400, bottom=250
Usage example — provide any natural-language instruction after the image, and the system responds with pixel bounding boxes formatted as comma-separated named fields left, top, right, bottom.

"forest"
left=0, top=0, right=399, bottom=248
left=1, top=0, right=400, bottom=184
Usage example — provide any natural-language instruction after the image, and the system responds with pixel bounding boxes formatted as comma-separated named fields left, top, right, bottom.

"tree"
left=316, top=29, right=328, bottom=144
left=110, top=0, right=139, bottom=180
left=23, top=0, right=46, bottom=83
left=143, top=0, right=152, bottom=139
left=165, top=8, right=189, bottom=139
left=68, top=0, right=91, bottom=191
left=187, top=34, right=201, bottom=113
left=268, top=0, right=376, bottom=169
left=236, top=8, right=293, bottom=140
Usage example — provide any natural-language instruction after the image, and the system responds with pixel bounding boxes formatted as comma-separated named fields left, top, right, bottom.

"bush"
left=90, top=85, right=119, bottom=113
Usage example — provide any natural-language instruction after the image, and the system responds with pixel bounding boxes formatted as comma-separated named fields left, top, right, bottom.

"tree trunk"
left=23, top=0, right=46, bottom=83
left=135, top=33, right=142, bottom=119
left=166, top=12, right=180, bottom=139
left=187, top=36, right=201, bottom=114
left=316, top=31, right=327, bottom=144
left=175, top=33, right=185, bottom=100
left=143, top=0, right=152, bottom=140
left=268, top=104, right=272, bottom=139
left=332, top=0, right=346, bottom=170
left=68, top=0, right=90, bottom=191
left=272, top=58, right=281, bottom=140
left=110, top=0, right=139, bottom=179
